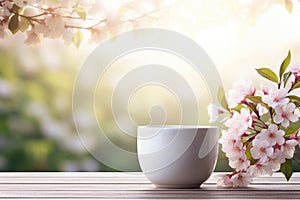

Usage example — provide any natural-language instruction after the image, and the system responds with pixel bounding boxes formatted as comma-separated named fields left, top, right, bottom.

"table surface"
left=0, top=172, right=300, bottom=199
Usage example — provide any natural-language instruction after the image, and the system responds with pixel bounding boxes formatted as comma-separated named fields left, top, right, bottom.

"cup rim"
left=138, top=125, right=218, bottom=129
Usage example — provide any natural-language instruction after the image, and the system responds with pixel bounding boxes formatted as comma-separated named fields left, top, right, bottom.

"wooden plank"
left=0, top=172, right=300, bottom=199
left=0, top=172, right=299, bottom=184
left=0, top=172, right=298, bottom=179
left=1, top=190, right=300, bottom=199
left=0, top=172, right=298, bottom=178
left=0, top=183, right=300, bottom=191
left=0, top=178, right=299, bottom=184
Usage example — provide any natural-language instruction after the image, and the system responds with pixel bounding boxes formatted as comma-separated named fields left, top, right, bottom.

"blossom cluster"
left=0, top=0, right=166, bottom=47
left=208, top=51, right=300, bottom=187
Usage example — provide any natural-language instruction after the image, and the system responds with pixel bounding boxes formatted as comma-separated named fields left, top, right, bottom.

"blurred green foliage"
left=0, top=46, right=114, bottom=171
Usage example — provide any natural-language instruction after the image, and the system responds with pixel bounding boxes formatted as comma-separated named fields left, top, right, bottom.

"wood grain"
left=0, top=172, right=299, bottom=199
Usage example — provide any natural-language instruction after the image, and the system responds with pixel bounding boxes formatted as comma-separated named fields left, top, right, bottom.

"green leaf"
left=288, top=95, right=300, bottom=103
left=245, top=142, right=256, bottom=165
left=280, top=159, right=293, bottom=181
left=218, top=87, right=224, bottom=104
left=280, top=50, right=291, bottom=79
left=256, top=68, right=279, bottom=83
left=287, top=95, right=300, bottom=107
left=284, top=127, right=298, bottom=137
left=11, top=3, right=21, bottom=13
left=247, top=102, right=256, bottom=113
left=285, top=0, right=293, bottom=13
left=8, top=14, right=20, bottom=34
left=292, top=81, right=300, bottom=90
left=289, top=120, right=300, bottom=129
left=246, top=96, right=262, bottom=104
left=218, top=87, right=229, bottom=111
left=72, top=30, right=83, bottom=49
left=260, top=113, right=271, bottom=124
left=19, top=16, right=30, bottom=32
left=75, top=7, right=86, bottom=20
left=242, top=134, right=255, bottom=143
left=231, top=104, right=244, bottom=112
left=283, top=72, right=292, bottom=87
left=294, top=101, right=300, bottom=107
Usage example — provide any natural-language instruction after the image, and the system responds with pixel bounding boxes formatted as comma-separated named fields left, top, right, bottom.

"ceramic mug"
left=137, top=125, right=218, bottom=188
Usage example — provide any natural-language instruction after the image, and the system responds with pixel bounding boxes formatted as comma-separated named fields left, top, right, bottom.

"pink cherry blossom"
left=207, top=103, right=226, bottom=123
left=217, top=172, right=252, bottom=187
left=216, top=174, right=233, bottom=187
left=289, top=64, right=300, bottom=78
left=13, top=0, right=33, bottom=7
left=260, top=124, right=285, bottom=146
left=24, top=31, right=40, bottom=45
left=267, top=149, right=286, bottom=171
left=229, top=152, right=250, bottom=171
left=281, top=139, right=298, bottom=159
left=4, top=1, right=13, bottom=9
left=227, top=80, right=256, bottom=108
left=261, top=84, right=277, bottom=95
left=274, top=103, right=300, bottom=128
left=248, top=163, right=273, bottom=177
left=262, top=87, right=289, bottom=108
left=251, top=139, right=274, bottom=162
left=44, top=15, right=65, bottom=39
left=1, top=1, right=12, bottom=17
left=225, top=108, right=252, bottom=135
left=231, top=172, right=252, bottom=187
left=22, top=6, right=38, bottom=17
left=219, top=129, right=243, bottom=158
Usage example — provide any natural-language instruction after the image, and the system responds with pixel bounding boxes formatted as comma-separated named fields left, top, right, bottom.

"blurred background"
left=0, top=0, right=300, bottom=171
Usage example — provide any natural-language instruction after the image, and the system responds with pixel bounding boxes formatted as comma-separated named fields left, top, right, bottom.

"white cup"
left=137, top=125, right=218, bottom=188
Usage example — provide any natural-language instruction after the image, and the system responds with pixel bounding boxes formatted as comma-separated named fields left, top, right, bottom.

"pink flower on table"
left=267, top=149, right=286, bottom=171
left=260, top=124, right=285, bottom=146
left=227, top=80, right=256, bottom=108
left=218, top=173, right=251, bottom=188
left=248, top=163, right=273, bottom=177
left=262, top=87, right=289, bottom=108
left=216, top=174, right=233, bottom=187
left=229, top=152, right=250, bottom=171
left=282, top=139, right=298, bottom=159
left=231, top=172, right=252, bottom=187
left=274, top=103, right=300, bottom=128
left=207, top=103, right=226, bottom=123
left=251, top=139, right=274, bottom=162
left=225, top=108, right=252, bottom=135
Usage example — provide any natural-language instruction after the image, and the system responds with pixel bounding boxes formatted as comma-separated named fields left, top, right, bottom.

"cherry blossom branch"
left=208, top=51, right=300, bottom=187
left=0, top=0, right=168, bottom=47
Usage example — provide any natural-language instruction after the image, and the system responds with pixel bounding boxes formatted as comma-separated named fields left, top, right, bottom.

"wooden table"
left=0, top=172, right=299, bottom=199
